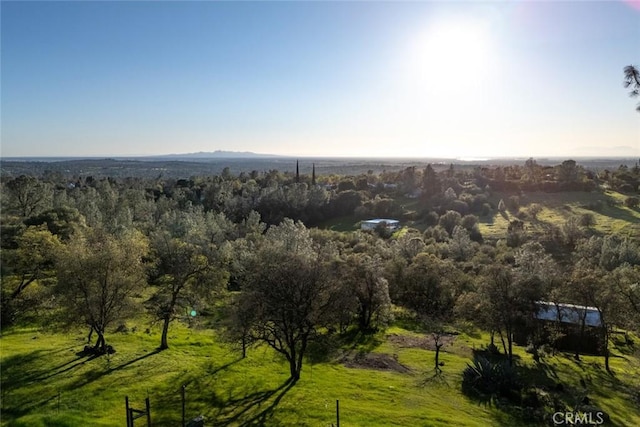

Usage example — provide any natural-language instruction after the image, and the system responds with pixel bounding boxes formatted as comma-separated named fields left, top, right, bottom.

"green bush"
left=624, top=196, right=639, bottom=208
left=461, top=354, right=521, bottom=402
left=579, top=213, right=596, bottom=227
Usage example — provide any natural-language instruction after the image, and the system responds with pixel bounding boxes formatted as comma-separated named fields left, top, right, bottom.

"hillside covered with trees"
left=1, top=158, right=639, bottom=426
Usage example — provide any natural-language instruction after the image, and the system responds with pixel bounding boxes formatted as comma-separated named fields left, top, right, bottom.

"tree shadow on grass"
left=0, top=347, right=95, bottom=422
left=158, top=357, right=243, bottom=397
left=462, top=350, right=633, bottom=427
left=1, top=389, right=66, bottom=420
left=62, top=348, right=162, bottom=390
left=479, top=213, right=496, bottom=226
left=338, top=329, right=383, bottom=353
left=518, top=356, right=632, bottom=427
left=559, top=353, right=627, bottom=388
left=1, top=351, right=88, bottom=420
left=1, top=350, right=49, bottom=392
left=146, top=357, right=244, bottom=425
left=211, top=379, right=295, bottom=427
left=419, top=369, right=452, bottom=388
left=32, top=352, right=102, bottom=382
left=598, top=195, right=640, bottom=222
left=0, top=346, right=85, bottom=392
left=151, top=372, right=295, bottom=426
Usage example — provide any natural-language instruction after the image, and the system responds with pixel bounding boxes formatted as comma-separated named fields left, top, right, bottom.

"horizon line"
left=1, top=154, right=639, bottom=161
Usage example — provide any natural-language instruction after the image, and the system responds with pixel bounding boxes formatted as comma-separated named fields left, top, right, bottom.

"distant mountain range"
left=0, top=150, right=284, bottom=162
left=154, top=150, right=283, bottom=159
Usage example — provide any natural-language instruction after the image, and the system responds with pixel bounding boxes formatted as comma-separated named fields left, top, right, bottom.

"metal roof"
left=362, top=219, right=399, bottom=224
left=535, top=301, right=602, bottom=327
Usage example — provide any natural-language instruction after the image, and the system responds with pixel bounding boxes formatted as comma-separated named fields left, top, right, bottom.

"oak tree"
left=234, top=219, right=337, bottom=381
left=56, top=228, right=148, bottom=353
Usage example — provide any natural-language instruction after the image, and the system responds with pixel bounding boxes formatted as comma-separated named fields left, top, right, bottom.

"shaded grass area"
left=2, top=324, right=639, bottom=426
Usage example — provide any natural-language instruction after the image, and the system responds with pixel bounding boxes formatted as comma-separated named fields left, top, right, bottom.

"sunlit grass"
left=3, top=322, right=639, bottom=426
left=479, top=190, right=640, bottom=239
left=1, top=323, right=505, bottom=426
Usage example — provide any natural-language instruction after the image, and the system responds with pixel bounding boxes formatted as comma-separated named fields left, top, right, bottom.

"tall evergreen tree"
left=422, top=164, right=440, bottom=199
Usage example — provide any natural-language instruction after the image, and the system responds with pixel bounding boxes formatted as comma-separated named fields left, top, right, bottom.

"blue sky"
left=1, top=1, right=639, bottom=158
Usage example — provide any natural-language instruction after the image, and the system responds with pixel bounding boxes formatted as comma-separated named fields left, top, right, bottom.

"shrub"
left=426, top=225, right=450, bottom=243
left=579, top=213, right=596, bottom=227
left=506, top=220, right=526, bottom=247
left=461, top=214, right=479, bottom=230
left=469, top=226, right=483, bottom=243
left=337, top=179, right=356, bottom=192
left=444, top=187, right=457, bottom=201
left=527, top=203, right=542, bottom=219
left=462, top=355, right=521, bottom=402
left=424, top=211, right=439, bottom=226
left=624, top=197, right=639, bottom=208
left=470, top=193, right=489, bottom=213
left=515, top=210, right=528, bottom=220
left=374, top=222, right=393, bottom=238
left=618, top=183, right=635, bottom=193
left=449, top=199, right=469, bottom=216
left=506, top=196, right=520, bottom=213
left=438, top=210, right=462, bottom=236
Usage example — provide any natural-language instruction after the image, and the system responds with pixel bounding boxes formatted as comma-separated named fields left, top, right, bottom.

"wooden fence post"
left=125, top=396, right=131, bottom=427
left=145, top=397, right=151, bottom=427
left=182, top=385, right=186, bottom=427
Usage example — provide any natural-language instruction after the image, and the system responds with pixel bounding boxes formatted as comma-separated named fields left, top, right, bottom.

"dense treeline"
left=1, top=159, right=639, bottom=385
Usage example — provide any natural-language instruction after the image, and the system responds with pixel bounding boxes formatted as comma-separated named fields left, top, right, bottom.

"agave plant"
left=462, top=354, right=521, bottom=401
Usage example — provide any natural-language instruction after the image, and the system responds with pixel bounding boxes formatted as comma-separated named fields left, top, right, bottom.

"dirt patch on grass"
left=387, top=333, right=457, bottom=351
left=340, top=352, right=412, bottom=373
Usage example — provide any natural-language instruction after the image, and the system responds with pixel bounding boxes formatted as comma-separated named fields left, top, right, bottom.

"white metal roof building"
left=535, top=301, right=602, bottom=328
left=360, top=219, right=400, bottom=231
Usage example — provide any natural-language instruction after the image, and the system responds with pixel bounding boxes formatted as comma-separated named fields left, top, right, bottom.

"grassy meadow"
left=478, top=190, right=640, bottom=239
left=317, top=190, right=640, bottom=239
left=2, top=319, right=640, bottom=426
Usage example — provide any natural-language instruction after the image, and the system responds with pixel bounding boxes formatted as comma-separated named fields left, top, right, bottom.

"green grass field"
left=2, top=320, right=639, bottom=426
left=318, top=190, right=640, bottom=240
left=479, top=190, right=640, bottom=239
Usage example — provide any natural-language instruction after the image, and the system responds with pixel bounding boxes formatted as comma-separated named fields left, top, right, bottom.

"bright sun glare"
left=407, top=18, right=494, bottom=98
left=396, top=17, right=498, bottom=158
